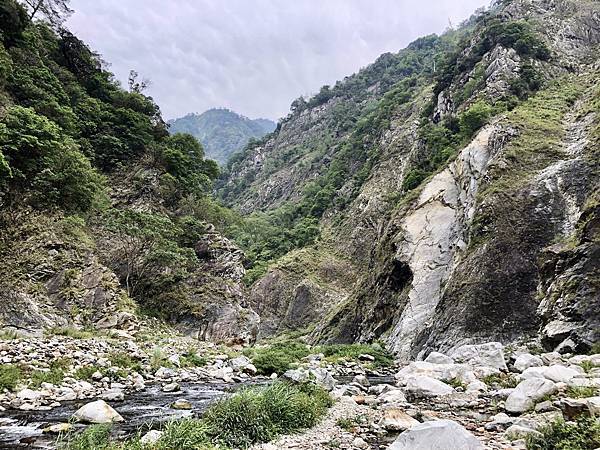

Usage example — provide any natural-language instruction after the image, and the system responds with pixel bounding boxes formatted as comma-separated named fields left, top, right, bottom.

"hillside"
left=168, top=108, right=276, bottom=165
left=1, top=0, right=600, bottom=448
left=219, top=0, right=600, bottom=358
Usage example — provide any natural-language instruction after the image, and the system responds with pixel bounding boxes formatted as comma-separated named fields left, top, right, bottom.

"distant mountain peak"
left=168, top=109, right=276, bottom=164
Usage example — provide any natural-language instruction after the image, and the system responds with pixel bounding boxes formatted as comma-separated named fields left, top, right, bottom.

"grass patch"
left=74, top=365, right=104, bottom=380
left=48, top=326, right=94, bottom=340
left=243, top=341, right=311, bottom=375
left=150, top=347, right=173, bottom=371
left=316, top=343, right=394, bottom=368
left=244, top=341, right=394, bottom=376
left=442, top=377, right=467, bottom=390
left=336, top=415, right=365, bottom=431
left=0, top=329, right=20, bottom=340
left=180, top=350, right=208, bottom=368
left=526, top=416, right=600, bottom=450
left=58, top=381, right=332, bottom=449
left=108, top=352, right=142, bottom=372
left=482, top=373, right=519, bottom=388
left=566, top=385, right=597, bottom=399
left=0, top=364, right=22, bottom=392
left=580, top=360, right=597, bottom=373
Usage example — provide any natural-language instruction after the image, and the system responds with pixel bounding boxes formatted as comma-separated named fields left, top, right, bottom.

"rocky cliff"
left=220, top=0, right=600, bottom=358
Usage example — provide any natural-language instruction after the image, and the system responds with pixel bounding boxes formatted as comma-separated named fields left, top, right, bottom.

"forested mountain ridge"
left=219, top=0, right=600, bottom=358
left=0, top=0, right=258, bottom=344
left=168, top=108, right=276, bottom=165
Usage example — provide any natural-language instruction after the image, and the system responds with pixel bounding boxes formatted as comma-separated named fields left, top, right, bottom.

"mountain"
left=168, top=108, right=276, bottom=165
left=219, top=0, right=600, bottom=357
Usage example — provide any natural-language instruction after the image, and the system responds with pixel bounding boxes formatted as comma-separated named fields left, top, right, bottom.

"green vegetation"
left=336, top=415, right=365, bottom=431
left=0, top=329, right=19, bottom=340
left=59, top=382, right=332, bottom=450
left=168, top=108, right=276, bottom=165
left=180, top=350, right=208, bottom=368
left=565, top=386, right=597, bottom=399
left=482, top=373, right=519, bottom=388
left=150, top=347, right=173, bottom=371
left=74, top=365, right=102, bottom=381
left=48, top=326, right=94, bottom=339
left=243, top=341, right=394, bottom=375
left=243, top=341, right=311, bottom=375
left=108, top=352, right=142, bottom=373
left=0, top=364, right=22, bottom=391
left=318, top=343, right=393, bottom=368
left=526, top=416, right=600, bottom=450
left=442, top=377, right=467, bottom=390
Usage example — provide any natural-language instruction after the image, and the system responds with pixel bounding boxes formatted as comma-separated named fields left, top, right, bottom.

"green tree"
left=0, top=105, right=105, bottom=211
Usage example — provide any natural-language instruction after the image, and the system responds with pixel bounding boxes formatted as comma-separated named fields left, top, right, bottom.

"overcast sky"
left=67, top=0, right=488, bottom=121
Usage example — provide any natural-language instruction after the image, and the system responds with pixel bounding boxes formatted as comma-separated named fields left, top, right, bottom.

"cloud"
left=67, top=0, right=489, bottom=120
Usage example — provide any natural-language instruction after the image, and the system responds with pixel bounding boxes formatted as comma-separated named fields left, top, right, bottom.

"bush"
left=203, top=382, right=332, bottom=447
left=108, top=352, right=142, bottom=372
left=526, top=416, right=600, bottom=450
left=459, top=100, right=493, bottom=137
left=245, top=342, right=311, bottom=375
left=317, top=343, right=394, bottom=368
left=0, top=364, right=22, bottom=391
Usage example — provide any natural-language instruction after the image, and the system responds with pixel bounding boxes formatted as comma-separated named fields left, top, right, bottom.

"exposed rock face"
left=219, top=0, right=600, bottom=357
left=171, top=228, right=259, bottom=345
left=388, top=419, right=483, bottom=450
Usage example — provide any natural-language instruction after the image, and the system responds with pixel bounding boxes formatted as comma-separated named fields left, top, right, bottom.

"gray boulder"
left=505, top=378, right=557, bottom=413
left=450, top=342, right=508, bottom=371
left=405, top=376, right=454, bottom=397
left=388, top=419, right=483, bottom=450
left=513, top=354, right=543, bottom=372
left=424, top=352, right=454, bottom=365
left=73, top=400, right=124, bottom=424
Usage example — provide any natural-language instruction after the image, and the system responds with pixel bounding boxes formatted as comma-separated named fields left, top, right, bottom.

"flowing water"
left=0, top=381, right=246, bottom=449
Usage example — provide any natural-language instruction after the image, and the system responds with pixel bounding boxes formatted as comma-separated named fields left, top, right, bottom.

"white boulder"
left=505, top=379, right=557, bottom=413
left=405, top=376, right=454, bottom=397
left=513, top=354, right=543, bottom=372
left=388, top=419, right=483, bottom=450
left=450, top=342, right=508, bottom=371
left=424, top=352, right=454, bottom=365
left=73, top=400, right=124, bottom=424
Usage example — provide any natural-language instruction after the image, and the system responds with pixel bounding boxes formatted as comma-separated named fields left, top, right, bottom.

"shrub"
left=526, top=416, right=600, bottom=450
left=0, top=364, right=22, bottom=391
left=180, top=351, right=208, bottom=368
left=459, top=100, right=493, bottom=137
left=48, top=326, right=93, bottom=339
left=203, top=382, right=332, bottom=447
left=316, top=343, right=394, bottom=368
left=402, top=169, right=429, bottom=191
left=74, top=366, right=102, bottom=381
left=245, top=341, right=311, bottom=376
left=482, top=373, right=519, bottom=388
left=30, top=367, right=65, bottom=388
left=565, top=386, right=597, bottom=399
left=108, top=352, right=142, bottom=372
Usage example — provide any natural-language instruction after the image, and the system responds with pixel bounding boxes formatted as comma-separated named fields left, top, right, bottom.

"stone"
left=505, top=424, right=542, bottom=440
left=405, top=376, right=454, bottom=397
left=73, top=400, right=124, bottom=424
left=513, top=354, right=543, bottom=372
left=353, top=374, right=370, bottom=387
left=388, top=419, right=483, bottom=450
left=559, top=398, right=591, bottom=420
left=358, top=354, right=375, bottom=362
left=155, top=367, right=177, bottom=379
left=229, top=355, right=251, bottom=371
left=43, top=423, right=73, bottom=434
left=162, top=382, right=180, bottom=393
left=520, top=367, right=546, bottom=380
left=171, top=399, right=192, bottom=410
left=424, top=352, right=454, bottom=365
left=505, top=378, right=557, bottom=413
left=91, top=371, right=104, bottom=381
left=167, top=355, right=181, bottom=367
left=132, top=374, right=145, bottom=391
left=310, top=368, right=337, bottom=391
left=381, top=408, right=419, bottom=431
left=466, top=380, right=488, bottom=392
left=485, top=412, right=513, bottom=431
left=450, top=342, right=508, bottom=371
left=587, top=396, right=600, bottom=415
left=140, top=430, right=163, bottom=445
left=17, top=389, right=44, bottom=401
left=244, top=363, right=258, bottom=375
left=352, top=437, right=369, bottom=449
left=379, top=389, right=407, bottom=404
left=543, top=365, right=580, bottom=383
left=100, top=389, right=125, bottom=402
left=534, top=400, right=556, bottom=413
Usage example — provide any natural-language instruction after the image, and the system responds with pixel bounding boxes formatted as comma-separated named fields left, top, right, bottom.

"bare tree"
left=21, top=0, right=73, bottom=27
left=128, top=70, right=151, bottom=94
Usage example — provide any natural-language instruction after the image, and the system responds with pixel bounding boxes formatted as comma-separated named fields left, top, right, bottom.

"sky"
left=67, top=0, right=488, bottom=121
